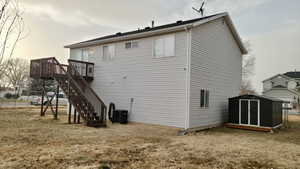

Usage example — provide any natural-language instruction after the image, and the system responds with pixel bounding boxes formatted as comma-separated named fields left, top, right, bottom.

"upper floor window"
left=125, top=41, right=139, bottom=49
left=103, top=45, right=115, bottom=61
left=82, top=48, right=95, bottom=62
left=153, top=34, right=175, bottom=58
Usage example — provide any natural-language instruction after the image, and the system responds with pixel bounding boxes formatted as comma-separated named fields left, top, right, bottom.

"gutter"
left=184, top=25, right=192, bottom=130
left=65, top=24, right=193, bottom=49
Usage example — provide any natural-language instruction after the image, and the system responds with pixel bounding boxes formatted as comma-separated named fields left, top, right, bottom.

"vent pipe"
left=151, top=20, right=155, bottom=28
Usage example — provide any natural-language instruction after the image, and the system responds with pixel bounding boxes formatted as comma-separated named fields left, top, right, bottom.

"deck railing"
left=30, top=57, right=94, bottom=80
left=29, top=57, right=106, bottom=126
left=68, top=59, right=94, bottom=81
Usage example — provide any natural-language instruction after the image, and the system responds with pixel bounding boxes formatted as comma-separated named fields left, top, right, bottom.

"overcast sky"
left=15, top=0, right=300, bottom=93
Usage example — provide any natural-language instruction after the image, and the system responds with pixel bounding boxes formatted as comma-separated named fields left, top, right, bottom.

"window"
left=103, top=45, right=115, bottom=61
left=82, top=48, right=94, bottom=62
left=125, top=41, right=139, bottom=49
left=153, top=34, right=175, bottom=58
left=200, top=89, right=209, bottom=108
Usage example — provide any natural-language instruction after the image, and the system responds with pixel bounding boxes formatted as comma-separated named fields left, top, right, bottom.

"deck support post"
left=54, top=84, right=59, bottom=120
left=68, top=79, right=72, bottom=124
left=68, top=103, right=72, bottom=124
left=77, top=112, right=80, bottom=124
left=73, top=108, right=77, bottom=123
left=40, top=80, right=45, bottom=116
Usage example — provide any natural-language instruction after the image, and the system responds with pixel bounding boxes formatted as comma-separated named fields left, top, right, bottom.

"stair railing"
left=67, top=60, right=106, bottom=123
left=32, top=57, right=107, bottom=125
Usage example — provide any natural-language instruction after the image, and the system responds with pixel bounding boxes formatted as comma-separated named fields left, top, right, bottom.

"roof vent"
left=176, top=20, right=183, bottom=24
left=145, top=27, right=151, bottom=30
left=116, top=32, right=122, bottom=35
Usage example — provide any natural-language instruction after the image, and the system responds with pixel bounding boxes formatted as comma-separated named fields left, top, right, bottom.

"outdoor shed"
left=228, top=94, right=283, bottom=130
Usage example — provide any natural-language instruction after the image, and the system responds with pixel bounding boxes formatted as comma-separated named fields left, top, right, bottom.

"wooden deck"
left=225, top=123, right=274, bottom=132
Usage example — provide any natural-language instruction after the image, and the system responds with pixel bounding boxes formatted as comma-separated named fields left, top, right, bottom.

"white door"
left=239, top=99, right=260, bottom=126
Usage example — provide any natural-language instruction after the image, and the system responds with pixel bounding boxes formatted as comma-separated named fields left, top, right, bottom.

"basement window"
left=200, top=89, right=209, bottom=108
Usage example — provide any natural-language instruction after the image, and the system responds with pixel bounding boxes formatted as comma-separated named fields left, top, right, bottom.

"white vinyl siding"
left=263, top=89, right=300, bottom=102
left=189, top=18, right=242, bottom=128
left=79, top=32, right=188, bottom=128
left=69, top=17, right=245, bottom=129
left=153, top=34, right=175, bottom=58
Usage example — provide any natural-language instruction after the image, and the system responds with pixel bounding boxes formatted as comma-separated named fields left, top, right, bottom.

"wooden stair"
left=30, top=57, right=106, bottom=127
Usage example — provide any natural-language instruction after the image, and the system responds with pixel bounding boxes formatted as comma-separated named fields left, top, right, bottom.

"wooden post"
left=77, top=112, right=80, bottom=124
left=68, top=80, right=71, bottom=124
left=68, top=103, right=72, bottom=124
left=73, top=108, right=77, bottom=123
left=54, top=84, right=59, bottom=120
left=40, top=80, right=45, bottom=116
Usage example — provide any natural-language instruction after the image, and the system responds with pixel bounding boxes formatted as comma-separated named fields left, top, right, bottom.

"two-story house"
left=263, top=71, right=300, bottom=105
left=30, top=12, right=247, bottom=129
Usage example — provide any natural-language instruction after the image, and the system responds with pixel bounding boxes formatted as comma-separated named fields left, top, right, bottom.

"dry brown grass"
left=0, top=108, right=300, bottom=169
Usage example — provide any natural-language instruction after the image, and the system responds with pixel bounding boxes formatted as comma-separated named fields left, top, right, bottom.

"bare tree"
left=0, top=0, right=24, bottom=79
left=4, top=57, right=29, bottom=95
left=241, top=41, right=256, bottom=94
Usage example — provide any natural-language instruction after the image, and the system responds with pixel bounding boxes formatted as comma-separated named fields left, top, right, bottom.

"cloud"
left=249, top=23, right=300, bottom=93
left=22, top=0, right=274, bottom=29
left=23, top=3, right=101, bottom=27
left=203, top=0, right=274, bottom=15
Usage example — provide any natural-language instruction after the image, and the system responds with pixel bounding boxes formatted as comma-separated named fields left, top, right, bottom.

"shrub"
left=4, top=93, right=19, bottom=99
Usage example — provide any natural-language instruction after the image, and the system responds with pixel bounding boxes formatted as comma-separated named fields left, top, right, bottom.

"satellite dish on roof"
left=192, top=0, right=205, bottom=17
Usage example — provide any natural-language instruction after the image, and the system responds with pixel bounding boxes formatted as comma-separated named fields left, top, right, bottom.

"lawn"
left=0, top=108, right=300, bottom=169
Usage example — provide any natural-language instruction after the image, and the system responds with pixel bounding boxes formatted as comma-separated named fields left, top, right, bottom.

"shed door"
left=241, top=100, right=249, bottom=125
left=239, top=99, right=260, bottom=126
left=250, top=101, right=258, bottom=125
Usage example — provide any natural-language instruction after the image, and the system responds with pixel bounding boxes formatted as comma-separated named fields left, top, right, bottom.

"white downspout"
left=184, top=26, right=192, bottom=130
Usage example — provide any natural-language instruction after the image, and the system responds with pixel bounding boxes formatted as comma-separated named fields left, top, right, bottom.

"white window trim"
left=153, top=34, right=175, bottom=58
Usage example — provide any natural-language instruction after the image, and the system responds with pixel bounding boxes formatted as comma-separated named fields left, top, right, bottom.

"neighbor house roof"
left=65, top=12, right=247, bottom=54
left=284, top=72, right=300, bottom=79
left=262, top=74, right=292, bottom=83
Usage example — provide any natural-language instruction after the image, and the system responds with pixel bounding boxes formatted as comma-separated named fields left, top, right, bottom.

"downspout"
left=184, top=25, right=192, bottom=130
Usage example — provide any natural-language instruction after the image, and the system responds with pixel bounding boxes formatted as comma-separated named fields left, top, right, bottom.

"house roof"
left=65, top=12, right=247, bottom=54
left=262, top=74, right=292, bottom=83
left=284, top=72, right=300, bottom=79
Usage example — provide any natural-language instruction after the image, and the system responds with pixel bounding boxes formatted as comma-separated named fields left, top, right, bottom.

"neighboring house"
left=262, top=72, right=300, bottom=105
left=65, top=12, right=247, bottom=130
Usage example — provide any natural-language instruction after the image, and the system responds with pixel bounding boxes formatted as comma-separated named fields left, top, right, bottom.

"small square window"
left=125, top=42, right=132, bottom=49
left=132, top=41, right=139, bottom=48
left=125, top=41, right=138, bottom=49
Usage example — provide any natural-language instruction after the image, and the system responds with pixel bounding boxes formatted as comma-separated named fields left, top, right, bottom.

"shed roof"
left=65, top=13, right=247, bottom=54
left=230, top=94, right=284, bottom=102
